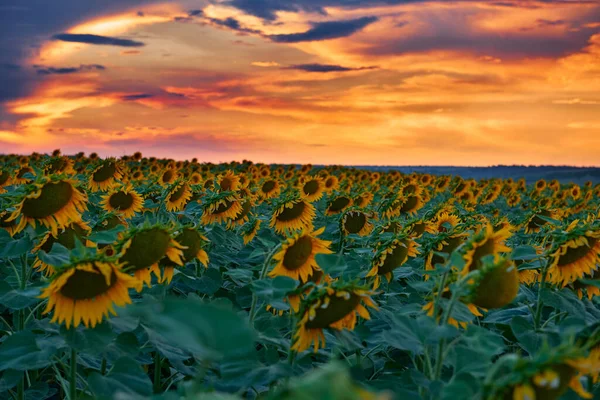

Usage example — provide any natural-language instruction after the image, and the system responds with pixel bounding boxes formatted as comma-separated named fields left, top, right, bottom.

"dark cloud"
left=35, top=64, right=106, bottom=75
left=121, top=93, right=154, bottom=101
left=52, top=33, right=145, bottom=47
left=189, top=10, right=203, bottom=17
left=269, top=16, right=378, bottom=43
left=285, top=63, right=376, bottom=72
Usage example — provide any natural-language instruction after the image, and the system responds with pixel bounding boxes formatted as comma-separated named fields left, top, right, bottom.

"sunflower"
left=269, top=227, right=332, bottom=282
left=547, top=225, right=600, bottom=287
left=342, top=210, right=374, bottom=236
left=292, top=283, right=377, bottom=353
left=39, top=259, right=138, bottom=329
left=189, top=172, right=203, bottom=185
left=216, top=170, right=241, bottom=191
left=300, top=176, right=325, bottom=202
left=158, top=168, right=178, bottom=187
left=422, top=296, right=483, bottom=329
left=352, top=192, right=374, bottom=208
left=326, top=195, right=352, bottom=216
left=165, top=181, right=192, bottom=212
left=0, top=169, right=12, bottom=192
left=89, top=160, right=123, bottom=192
left=160, top=227, right=210, bottom=284
left=118, top=226, right=185, bottom=291
left=100, top=185, right=144, bottom=218
left=241, top=219, right=261, bottom=245
left=8, top=177, right=88, bottom=235
left=367, top=237, right=419, bottom=288
left=426, top=212, right=461, bottom=234
left=524, top=209, right=559, bottom=234
left=271, top=198, right=315, bottom=234
left=461, top=224, right=512, bottom=275
left=425, top=233, right=468, bottom=278
left=201, top=193, right=243, bottom=225
left=324, top=175, right=339, bottom=192
left=0, top=210, right=18, bottom=236
left=227, top=197, right=253, bottom=228
left=13, top=166, right=35, bottom=184
left=258, top=179, right=281, bottom=200
left=44, top=156, right=75, bottom=175
left=466, top=257, right=519, bottom=309
left=33, top=221, right=91, bottom=276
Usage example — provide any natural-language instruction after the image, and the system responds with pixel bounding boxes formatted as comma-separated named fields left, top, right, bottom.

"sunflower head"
left=466, top=256, right=519, bottom=309
left=201, top=191, right=243, bottom=225
left=300, top=176, right=325, bottom=202
left=342, top=209, right=374, bottom=236
left=39, top=256, right=138, bottom=329
left=89, top=159, right=123, bottom=192
left=258, top=178, right=281, bottom=200
left=461, top=224, right=512, bottom=275
left=101, top=184, right=144, bottom=218
left=367, top=235, right=419, bottom=288
left=241, top=219, right=261, bottom=245
left=8, top=175, right=88, bottom=235
left=271, top=193, right=315, bottom=234
left=292, top=281, right=377, bottom=352
left=326, top=195, right=352, bottom=216
left=165, top=180, right=193, bottom=212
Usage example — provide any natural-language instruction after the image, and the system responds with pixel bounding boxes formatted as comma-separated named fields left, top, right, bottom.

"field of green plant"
left=1, top=151, right=600, bottom=400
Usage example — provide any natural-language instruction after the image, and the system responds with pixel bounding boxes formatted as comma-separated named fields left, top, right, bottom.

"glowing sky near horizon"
left=1, top=0, right=599, bottom=166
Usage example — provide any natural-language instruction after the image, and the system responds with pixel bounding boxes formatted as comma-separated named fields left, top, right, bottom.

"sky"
left=0, top=0, right=599, bottom=166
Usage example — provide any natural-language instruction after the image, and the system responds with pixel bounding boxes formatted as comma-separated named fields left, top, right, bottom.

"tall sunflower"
left=461, top=224, right=512, bottom=275
left=269, top=227, right=332, bottom=282
left=258, top=179, right=281, bottom=200
left=300, top=176, right=325, bottom=202
left=367, top=237, right=419, bottom=288
left=201, top=193, right=243, bottom=225
left=117, top=226, right=185, bottom=291
left=466, top=257, right=519, bottom=309
left=39, top=258, right=138, bottom=328
left=326, top=195, right=352, bottom=216
left=292, top=282, right=377, bottom=353
left=100, top=185, right=144, bottom=218
left=160, top=227, right=210, bottom=284
left=8, top=176, right=87, bottom=235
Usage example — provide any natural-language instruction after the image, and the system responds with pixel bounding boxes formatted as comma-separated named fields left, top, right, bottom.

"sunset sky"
left=1, top=0, right=599, bottom=166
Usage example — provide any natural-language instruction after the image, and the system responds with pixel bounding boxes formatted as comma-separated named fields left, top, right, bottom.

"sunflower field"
left=1, top=151, right=600, bottom=400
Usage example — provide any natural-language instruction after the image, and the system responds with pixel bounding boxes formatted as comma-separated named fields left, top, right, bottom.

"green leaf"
left=37, top=243, right=71, bottom=267
left=0, top=331, right=58, bottom=371
left=0, top=369, right=22, bottom=392
left=315, top=253, right=348, bottom=277
left=87, top=357, right=152, bottom=399
left=251, top=276, right=297, bottom=301
left=87, top=225, right=125, bottom=244
left=0, top=281, right=41, bottom=310
left=0, top=235, right=32, bottom=258
left=187, top=268, right=222, bottom=295
left=511, top=245, right=539, bottom=261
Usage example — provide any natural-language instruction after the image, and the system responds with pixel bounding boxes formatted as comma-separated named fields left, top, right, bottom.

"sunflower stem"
left=534, top=261, right=547, bottom=330
left=69, top=348, right=77, bottom=400
left=100, top=358, right=107, bottom=375
left=153, top=351, right=162, bottom=393
left=248, top=244, right=281, bottom=324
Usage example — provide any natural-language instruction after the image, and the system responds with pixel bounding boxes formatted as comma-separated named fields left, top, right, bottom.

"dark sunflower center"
left=162, top=170, right=174, bottom=183
left=17, top=167, right=33, bottom=178
left=303, top=180, right=320, bottom=195
left=21, top=181, right=74, bottom=219
left=403, top=184, right=418, bottom=195
left=133, top=171, right=143, bottom=179
left=93, top=163, right=117, bottom=183
left=328, top=197, right=351, bottom=213
left=204, top=179, right=214, bottom=189
left=40, top=225, right=87, bottom=252
left=220, top=177, right=233, bottom=190
left=305, top=294, right=360, bottom=329
left=109, top=191, right=134, bottom=210
left=0, top=171, right=9, bottom=185
left=410, top=222, right=426, bottom=236
left=384, top=221, right=401, bottom=233
left=344, top=212, right=366, bottom=234
left=282, top=236, right=313, bottom=270
left=233, top=200, right=252, bottom=221
left=557, top=237, right=598, bottom=266
left=401, top=196, right=419, bottom=213
left=213, top=199, right=235, bottom=215
left=378, top=242, right=410, bottom=275
left=119, top=229, right=171, bottom=270
left=262, top=180, right=276, bottom=193
left=169, top=184, right=187, bottom=202
left=60, top=266, right=117, bottom=300
left=98, top=216, right=123, bottom=231
left=47, top=158, right=67, bottom=173
left=176, top=229, right=202, bottom=262
left=277, top=201, right=306, bottom=221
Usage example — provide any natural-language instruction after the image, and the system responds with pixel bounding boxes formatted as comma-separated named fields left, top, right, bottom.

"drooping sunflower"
left=323, top=175, right=339, bottom=192
left=547, top=222, right=600, bottom=287
left=424, top=233, right=468, bottom=278
left=271, top=197, right=315, bottom=234
left=326, top=195, right=352, bottom=216
left=165, top=181, right=192, bottom=212
left=524, top=209, right=559, bottom=234
left=40, top=259, right=138, bottom=329
left=461, top=224, right=512, bottom=275
left=258, top=179, right=281, bottom=200
left=43, top=156, right=75, bottom=175
left=367, top=237, right=419, bottom=288
left=422, top=294, right=483, bottom=329
left=269, top=227, right=332, bottom=282
left=0, top=169, right=12, bottom=192
left=342, top=210, right=374, bottom=236
left=201, top=192, right=243, bottom=225
left=0, top=210, right=19, bottom=236
left=465, top=256, right=519, bottom=309
left=89, top=160, right=124, bottom=192
left=300, top=176, right=325, bottom=202
left=32, top=221, right=92, bottom=276
left=117, top=226, right=185, bottom=291
left=13, top=166, right=35, bottom=185
left=160, top=227, right=210, bottom=284
left=292, top=282, right=377, bottom=353
left=227, top=196, right=253, bottom=228
left=100, top=185, right=144, bottom=218
left=426, top=212, right=461, bottom=234
left=241, top=219, right=261, bottom=245
left=8, top=176, right=88, bottom=235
